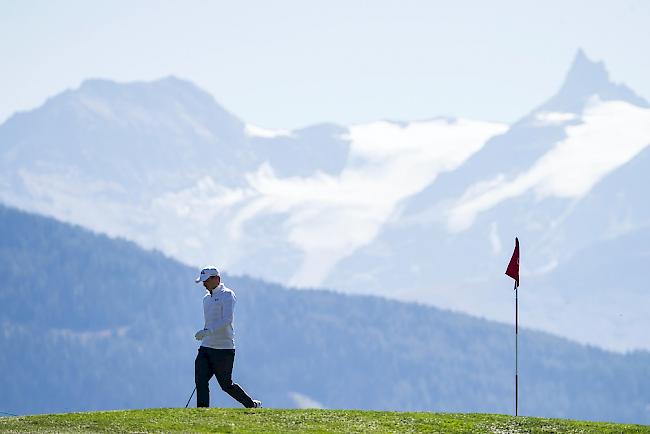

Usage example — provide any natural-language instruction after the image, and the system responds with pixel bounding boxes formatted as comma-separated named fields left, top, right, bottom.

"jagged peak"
left=538, top=49, right=648, bottom=113
left=564, top=49, right=609, bottom=86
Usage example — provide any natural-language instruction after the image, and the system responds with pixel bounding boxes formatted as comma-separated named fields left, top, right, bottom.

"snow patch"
left=534, top=111, right=577, bottom=125
left=229, top=118, right=507, bottom=286
left=288, top=392, right=325, bottom=409
left=77, top=96, right=116, bottom=120
left=489, top=222, right=502, bottom=255
left=245, top=124, right=293, bottom=138
left=448, top=99, right=650, bottom=232
left=179, top=112, right=214, bottom=140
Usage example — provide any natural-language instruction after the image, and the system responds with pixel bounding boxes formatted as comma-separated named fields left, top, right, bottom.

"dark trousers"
left=194, top=346, right=254, bottom=408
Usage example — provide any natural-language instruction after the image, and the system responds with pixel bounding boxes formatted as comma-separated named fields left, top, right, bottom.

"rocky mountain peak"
left=539, top=49, right=648, bottom=113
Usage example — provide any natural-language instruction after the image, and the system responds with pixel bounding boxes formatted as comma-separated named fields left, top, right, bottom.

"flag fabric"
left=505, top=237, right=520, bottom=289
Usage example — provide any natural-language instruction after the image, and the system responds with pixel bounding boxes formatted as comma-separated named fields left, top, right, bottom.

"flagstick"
left=515, top=282, right=518, bottom=417
left=505, top=236, right=520, bottom=417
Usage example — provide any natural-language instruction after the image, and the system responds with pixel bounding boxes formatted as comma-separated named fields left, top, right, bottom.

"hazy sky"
left=1, top=0, right=649, bottom=128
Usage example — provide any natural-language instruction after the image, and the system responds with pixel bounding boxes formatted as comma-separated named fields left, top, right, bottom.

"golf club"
left=185, top=387, right=196, bottom=409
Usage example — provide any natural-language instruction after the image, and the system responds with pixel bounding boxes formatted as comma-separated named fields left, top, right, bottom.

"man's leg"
left=194, top=347, right=212, bottom=407
left=212, top=349, right=255, bottom=408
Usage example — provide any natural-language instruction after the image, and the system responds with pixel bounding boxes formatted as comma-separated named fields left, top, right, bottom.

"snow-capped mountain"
left=325, top=50, right=650, bottom=351
left=1, top=50, right=648, bottom=351
left=0, top=75, right=505, bottom=283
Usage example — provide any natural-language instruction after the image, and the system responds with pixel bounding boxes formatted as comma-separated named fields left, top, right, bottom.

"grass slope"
left=1, top=409, right=648, bottom=433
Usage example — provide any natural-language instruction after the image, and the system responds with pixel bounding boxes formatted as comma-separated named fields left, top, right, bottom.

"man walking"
left=194, top=266, right=261, bottom=408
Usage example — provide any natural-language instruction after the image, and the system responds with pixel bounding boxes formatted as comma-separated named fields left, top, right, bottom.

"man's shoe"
left=252, top=400, right=262, bottom=408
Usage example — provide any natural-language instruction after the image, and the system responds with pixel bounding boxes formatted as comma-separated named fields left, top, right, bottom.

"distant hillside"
left=0, top=204, right=649, bottom=424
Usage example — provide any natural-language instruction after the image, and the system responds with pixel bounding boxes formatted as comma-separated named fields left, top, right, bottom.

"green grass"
left=0, top=408, right=648, bottom=433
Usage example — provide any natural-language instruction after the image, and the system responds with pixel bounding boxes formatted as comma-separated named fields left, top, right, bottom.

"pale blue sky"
left=1, top=0, right=649, bottom=128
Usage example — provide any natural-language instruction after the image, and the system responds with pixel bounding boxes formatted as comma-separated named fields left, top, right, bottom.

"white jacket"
left=200, top=283, right=236, bottom=349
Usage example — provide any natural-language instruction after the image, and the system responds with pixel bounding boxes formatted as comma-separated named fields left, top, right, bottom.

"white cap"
left=195, top=266, right=220, bottom=283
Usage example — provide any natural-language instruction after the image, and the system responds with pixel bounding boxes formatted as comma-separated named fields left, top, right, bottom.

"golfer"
left=194, top=266, right=261, bottom=408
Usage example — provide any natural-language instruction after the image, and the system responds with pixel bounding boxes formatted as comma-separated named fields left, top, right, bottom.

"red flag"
left=505, top=237, right=520, bottom=289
